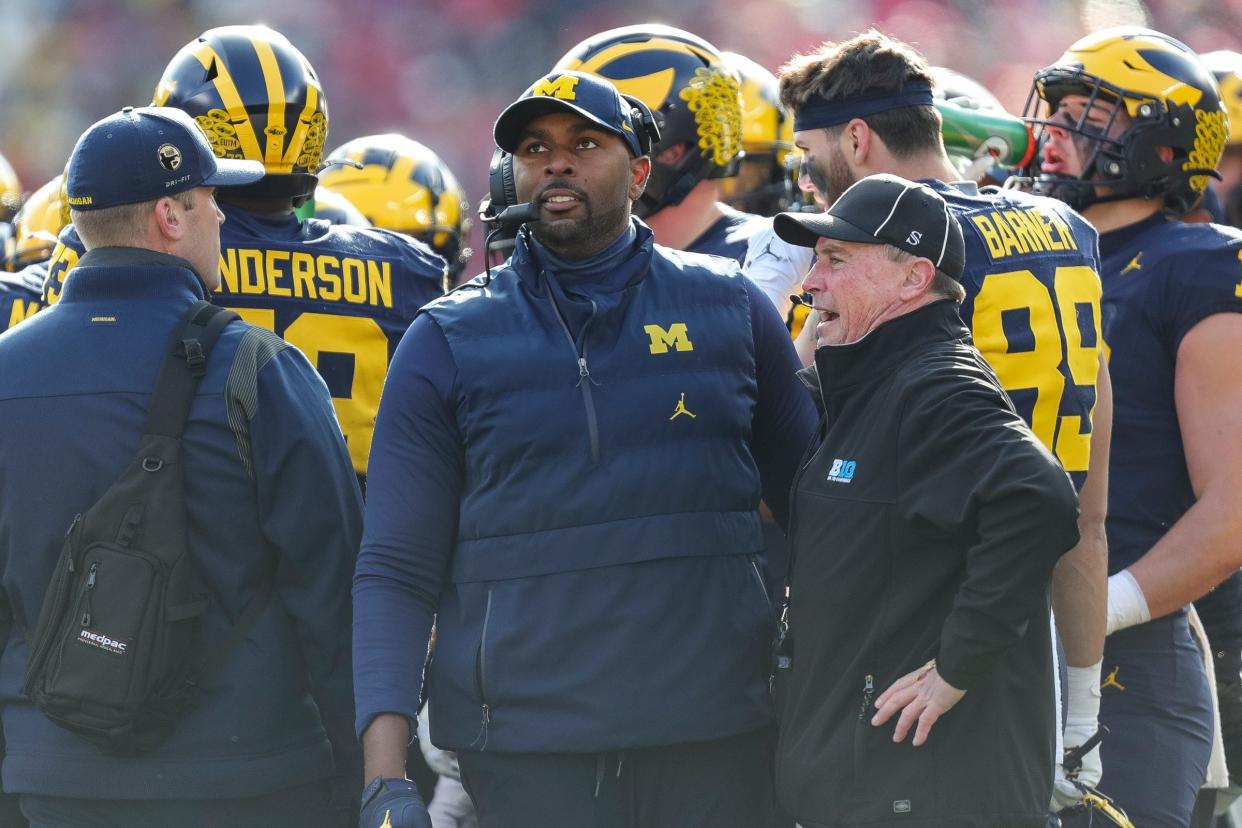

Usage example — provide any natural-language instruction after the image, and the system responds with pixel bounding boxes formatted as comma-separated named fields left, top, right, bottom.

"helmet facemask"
left=1023, top=62, right=1224, bottom=216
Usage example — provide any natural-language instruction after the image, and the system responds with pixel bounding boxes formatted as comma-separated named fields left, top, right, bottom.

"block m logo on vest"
left=644, top=323, right=694, bottom=354
left=533, top=75, right=579, bottom=100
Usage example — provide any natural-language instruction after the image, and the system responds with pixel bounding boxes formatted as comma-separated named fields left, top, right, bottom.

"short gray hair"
left=70, top=190, right=196, bottom=250
left=883, top=244, right=966, bottom=304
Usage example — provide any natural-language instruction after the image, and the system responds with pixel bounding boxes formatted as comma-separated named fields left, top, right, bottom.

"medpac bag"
left=23, top=301, right=265, bottom=754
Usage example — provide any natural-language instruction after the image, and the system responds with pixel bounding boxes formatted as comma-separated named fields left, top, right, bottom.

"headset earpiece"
left=621, top=95, right=661, bottom=156
left=487, top=148, right=517, bottom=214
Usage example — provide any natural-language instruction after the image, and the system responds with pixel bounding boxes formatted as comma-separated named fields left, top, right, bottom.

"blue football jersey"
left=686, top=204, right=766, bottom=265
left=42, top=207, right=447, bottom=475
left=1098, top=214, right=1242, bottom=574
left=0, top=263, right=45, bottom=332
left=927, top=181, right=1103, bottom=491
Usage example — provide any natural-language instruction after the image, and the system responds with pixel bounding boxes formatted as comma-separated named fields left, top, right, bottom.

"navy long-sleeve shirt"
left=353, top=250, right=816, bottom=738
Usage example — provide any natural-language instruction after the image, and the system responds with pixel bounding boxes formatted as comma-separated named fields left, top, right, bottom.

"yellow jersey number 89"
left=970, top=264, right=1102, bottom=474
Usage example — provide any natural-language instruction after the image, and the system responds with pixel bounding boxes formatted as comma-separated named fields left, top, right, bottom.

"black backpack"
left=23, top=301, right=269, bottom=754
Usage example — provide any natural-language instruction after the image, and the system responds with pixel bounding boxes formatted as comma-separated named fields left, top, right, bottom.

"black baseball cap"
left=773, top=173, right=965, bottom=280
left=494, top=71, right=648, bottom=158
left=66, top=106, right=265, bottom=211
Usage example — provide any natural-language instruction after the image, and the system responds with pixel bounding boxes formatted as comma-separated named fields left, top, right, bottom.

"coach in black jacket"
left=771, top=174, right=1080, bottom=828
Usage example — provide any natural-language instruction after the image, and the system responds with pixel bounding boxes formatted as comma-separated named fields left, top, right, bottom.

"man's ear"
left=152, top=196, right=184, bottom=243
left=845, top=118, right=872, bottom=166
left=902, top=257, right=937, bottom=300
left=630, top=156, right=651, bottom=200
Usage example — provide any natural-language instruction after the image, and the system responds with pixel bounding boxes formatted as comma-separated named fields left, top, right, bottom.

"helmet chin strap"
left=635, top=157, right=707, bottom=217
left=1036, top=174, right=1141, bottom=211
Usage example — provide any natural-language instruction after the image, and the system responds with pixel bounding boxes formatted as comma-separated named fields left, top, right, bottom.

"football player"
left=777, top=29, right=1111, bottom=818
left=0, top=151, right=21, bottom=224
left=720, top=52, right=796, bottom=217
left=554, top=24, right=765, bottom=264
left=41, top=25, right=447, bottom=483
left=1026, top=27, right=1242, bottom=826
left=320, top=134, right=472, bottom=284
left=0, top=174, right=67, bottom=332
left=726, top=51, right=820, bottom=328
left=1202, top=50, right=1242, bottom=227
left=299, top=185, right=371, bottom=228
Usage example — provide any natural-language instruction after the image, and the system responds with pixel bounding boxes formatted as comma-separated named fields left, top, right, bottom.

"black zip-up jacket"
left=775, top=300, right=1080, bottom=827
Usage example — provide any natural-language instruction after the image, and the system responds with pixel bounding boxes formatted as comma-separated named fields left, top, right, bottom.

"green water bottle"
left=936, top=98, right=1035, bottom=170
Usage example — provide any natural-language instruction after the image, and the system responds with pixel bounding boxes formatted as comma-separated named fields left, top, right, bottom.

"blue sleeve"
left=745, top=277, right=818, bottom=529
left=353, top=314, right=462, bottom=739
left=249, top=346, right=364, bottom=775
left=1160, top=238, right=1242, bottom=351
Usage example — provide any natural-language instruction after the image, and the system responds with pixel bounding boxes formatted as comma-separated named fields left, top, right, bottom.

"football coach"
left=771, top=173, right=1081, bottom=827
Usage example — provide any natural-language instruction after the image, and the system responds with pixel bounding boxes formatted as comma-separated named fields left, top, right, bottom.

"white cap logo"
left=906, top=230, right=923, bottom=245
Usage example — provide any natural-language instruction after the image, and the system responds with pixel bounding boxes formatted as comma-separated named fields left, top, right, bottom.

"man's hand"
left=870, top=660, right=966, bottom=746
left=359, top=776, right=432, bottom=828
left=1052, top=662, right=1103, bottom=811
left=1052, top=721, right=1103, bottom=810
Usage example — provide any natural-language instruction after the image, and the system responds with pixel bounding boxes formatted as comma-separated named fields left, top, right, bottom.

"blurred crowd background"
left=0, top=0, right=1237, bottom=275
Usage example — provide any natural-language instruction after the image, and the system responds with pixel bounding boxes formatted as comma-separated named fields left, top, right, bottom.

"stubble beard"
left=532, top=182, right=632, bottom=261
left=809, top=148, right=856, bottom=207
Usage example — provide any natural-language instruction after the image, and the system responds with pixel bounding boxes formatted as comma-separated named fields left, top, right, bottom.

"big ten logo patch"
left=827, top=458, right=857, bottom=483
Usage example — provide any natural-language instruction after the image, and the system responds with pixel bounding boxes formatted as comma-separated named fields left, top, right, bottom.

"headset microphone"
left=484, top=199, right=539, bottom=279
left=494, top=201, right=539, bottom=225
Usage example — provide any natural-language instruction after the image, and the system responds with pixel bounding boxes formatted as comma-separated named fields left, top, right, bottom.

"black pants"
left=457, top=726, right=776, bottom=828
left=19, top=779, right=334, bottom=828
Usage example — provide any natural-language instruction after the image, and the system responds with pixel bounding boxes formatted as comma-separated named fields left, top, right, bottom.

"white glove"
left=418, top=705, right=461, bottom=780
left=1106, top=569, right=1151, bottom=636
left=1051, top=661, right=1103, bottom=812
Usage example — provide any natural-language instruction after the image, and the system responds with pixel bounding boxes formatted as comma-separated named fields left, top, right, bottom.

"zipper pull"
left=65, top=513, right=83, bottom=538
left=575, top=357, right=591, bottom=387
left=82, top=562, right=98, bottom=627
left=859, top=674, right=875, bottom=720
left=482, top=703, right=491, bottom=725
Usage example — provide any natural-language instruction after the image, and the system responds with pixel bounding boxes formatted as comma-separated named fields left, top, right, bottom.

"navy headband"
left=793, top=80, right=935, bottom=131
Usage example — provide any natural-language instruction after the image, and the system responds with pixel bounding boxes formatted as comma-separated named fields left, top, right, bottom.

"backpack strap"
left=144, top=301, right=240, bottom=438
left=143, top=301, right=273, bottom=686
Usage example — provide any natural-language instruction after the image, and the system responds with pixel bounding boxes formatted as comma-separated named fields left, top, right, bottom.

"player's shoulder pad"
left=1141, top=219, right=1242, bottom=278
left=56, top=221, right=85, bottom=254
left=721, top=206, right=767, bottom=243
